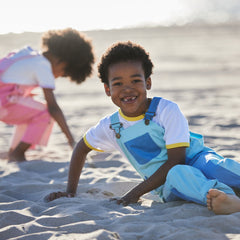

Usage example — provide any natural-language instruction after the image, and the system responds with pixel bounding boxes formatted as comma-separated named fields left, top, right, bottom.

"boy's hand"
left=45, top=191, right=75, bottom=202
left=111, top=191, right=140, bottom=206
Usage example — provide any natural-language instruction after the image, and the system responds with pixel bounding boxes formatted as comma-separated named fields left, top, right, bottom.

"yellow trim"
left=119, top=109, right=145, bottom=121
left=83, top=135, right=104, bottom=152
left=166, top=142, right=190, bottom=149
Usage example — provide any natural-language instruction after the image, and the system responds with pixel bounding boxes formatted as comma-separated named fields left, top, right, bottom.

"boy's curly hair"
left=42, top=28, right=95, bottom=84
left=98, top=41, right=153, bottom=85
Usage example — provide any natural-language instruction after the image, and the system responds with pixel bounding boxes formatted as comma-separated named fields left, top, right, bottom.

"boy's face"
left=104, top=61, right=151, bottom=117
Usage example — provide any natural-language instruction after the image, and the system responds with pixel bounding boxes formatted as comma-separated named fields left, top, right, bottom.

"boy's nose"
left=123, top=84, right=133, bottom=91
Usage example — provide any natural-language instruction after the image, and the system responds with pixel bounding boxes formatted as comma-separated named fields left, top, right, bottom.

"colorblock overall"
left=0, top=49, right=54, bottom=149
left=110, top=97, right=240, bottom=205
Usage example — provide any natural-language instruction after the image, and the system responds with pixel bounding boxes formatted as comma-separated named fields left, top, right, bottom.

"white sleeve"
left=84, top=117, right=117, bottom=152
left=1, top=55, right=55, bottom=89
left=160, top=102, right=190, bottom=149
left=34, top=57, right=55, bottom=89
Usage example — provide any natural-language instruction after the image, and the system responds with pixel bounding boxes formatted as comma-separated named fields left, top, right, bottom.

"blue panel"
left=124, top=133, right=161, bottom=165
left=201, top=161, right=240, bottom=188
left=192, top=152, right=240, bottom=188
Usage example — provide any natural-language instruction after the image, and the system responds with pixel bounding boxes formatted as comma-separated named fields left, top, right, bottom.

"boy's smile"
left=104, top=61, right=151, bottom=117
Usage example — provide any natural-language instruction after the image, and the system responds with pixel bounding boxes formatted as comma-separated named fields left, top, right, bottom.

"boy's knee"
left=168, top=164, right=185, bottom=175
left=167, top=165, right=184, bottom=180
left=167, top=165, right=193, bottom=183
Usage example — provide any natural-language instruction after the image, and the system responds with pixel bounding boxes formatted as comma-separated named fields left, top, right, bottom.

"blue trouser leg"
left=162, top=165, right=235, bottom=205
left=192, top=152, right=240, bottom=188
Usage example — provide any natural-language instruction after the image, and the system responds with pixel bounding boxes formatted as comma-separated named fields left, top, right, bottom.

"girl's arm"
left=45, top=138, right=92, bottom=201
left=43, top=88, right=75, bottom=148
left=115, top=147, right=186, bottom=206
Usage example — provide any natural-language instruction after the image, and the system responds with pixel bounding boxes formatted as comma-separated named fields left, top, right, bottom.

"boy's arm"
left=115, top=147, right=186, bottom=206
left=43, top=88, right=75, bottom=148
left=45, top=138, right=92, bottom=202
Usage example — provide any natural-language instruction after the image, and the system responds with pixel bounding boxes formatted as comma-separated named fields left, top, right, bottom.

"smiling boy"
left=46, top=41, right=240, bottom=215
left=105, top=61, right=151, bottom=117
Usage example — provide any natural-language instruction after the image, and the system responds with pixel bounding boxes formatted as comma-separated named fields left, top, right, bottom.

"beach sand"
left=1, top=24, right=240, bottom=239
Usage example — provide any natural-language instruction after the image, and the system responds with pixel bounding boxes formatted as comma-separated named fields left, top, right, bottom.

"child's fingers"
left=44, top=191, right=70, bottom=202
left=44, top=193, right=56, bottom=202
left=69, top=140, right=76, bottom=149
left=109, top=197, right=122, bottom=204
left=67, top=193, right=75, bottom=198
left=109, top=196, right=132, bottom=206
left=109, top=197, right=118, bottom=201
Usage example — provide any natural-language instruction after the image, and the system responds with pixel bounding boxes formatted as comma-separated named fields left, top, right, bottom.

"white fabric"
left=85, top=98, right=190, bottom=153
left=1, top=46, right=55, bottom=89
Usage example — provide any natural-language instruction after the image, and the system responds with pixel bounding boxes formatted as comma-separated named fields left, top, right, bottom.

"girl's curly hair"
left=98, top=41, right=153, bottom=85
left=42, top=28, right=95, bottom=84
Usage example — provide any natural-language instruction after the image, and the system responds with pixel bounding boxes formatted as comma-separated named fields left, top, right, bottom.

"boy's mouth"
left=122, top=96, right=137, bottom=102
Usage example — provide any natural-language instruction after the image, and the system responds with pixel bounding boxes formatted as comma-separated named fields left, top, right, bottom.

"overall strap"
left=109, top=97, right=162, bottom=138
left=144, top=97, right=161, bottom=125
left=110, top=112, right=123, bottom=139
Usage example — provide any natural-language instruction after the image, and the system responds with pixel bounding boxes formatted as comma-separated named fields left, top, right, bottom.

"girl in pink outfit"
left=0, top=28, right=95, bottom=162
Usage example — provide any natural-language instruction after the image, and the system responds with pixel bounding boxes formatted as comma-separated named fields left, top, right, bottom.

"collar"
left=119, top=109, right=145, bottom=121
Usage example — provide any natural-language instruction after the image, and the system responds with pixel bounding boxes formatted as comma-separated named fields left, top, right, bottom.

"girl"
left=0, top=28, right=95, bottom=162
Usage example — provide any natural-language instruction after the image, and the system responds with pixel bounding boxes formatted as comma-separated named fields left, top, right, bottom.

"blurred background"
left=1, top=0, right=240, bottom=158
left=1, top=0, right=240, bottom=34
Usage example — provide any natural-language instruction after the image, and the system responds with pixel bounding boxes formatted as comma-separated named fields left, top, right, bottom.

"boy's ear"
left=104, top=83, right=111, bottom=96
left=146, top=77, right=152, bottom=90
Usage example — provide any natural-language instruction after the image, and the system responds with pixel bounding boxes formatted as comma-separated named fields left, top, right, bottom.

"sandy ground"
left=1, top=24, right=240, bottom=240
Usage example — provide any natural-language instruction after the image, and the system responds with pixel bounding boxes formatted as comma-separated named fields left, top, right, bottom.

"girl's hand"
left=44, top=191, right=75, bottom=202
left=69, top=139, right=76, bottom=149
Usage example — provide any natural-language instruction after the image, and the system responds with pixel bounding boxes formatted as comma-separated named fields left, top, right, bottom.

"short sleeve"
left=1, top=54, right=55, bottom=89
left=160, top=102, right=190, bottom=149
left=84, top=117, right=117, bottom=152
left=34, top=57, right=55, bottom=89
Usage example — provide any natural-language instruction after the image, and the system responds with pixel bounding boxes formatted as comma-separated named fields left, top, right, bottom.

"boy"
left=46, top=41, right=240, bottom=215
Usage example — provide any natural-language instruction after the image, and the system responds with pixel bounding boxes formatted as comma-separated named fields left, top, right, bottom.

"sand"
left=1, top=24, right=240, bottom=240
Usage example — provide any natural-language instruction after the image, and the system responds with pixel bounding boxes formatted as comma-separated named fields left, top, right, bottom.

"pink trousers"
left=0, top=82, right=54, bottom=149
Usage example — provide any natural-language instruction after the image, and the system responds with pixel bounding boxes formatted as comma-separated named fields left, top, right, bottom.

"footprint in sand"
left=86, top=188, right=114, bottom=197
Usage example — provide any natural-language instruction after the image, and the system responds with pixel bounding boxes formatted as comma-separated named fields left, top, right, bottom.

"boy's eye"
left=112, top=82, right=122, bottom=86
left=133, top=79, right=142, bottom=83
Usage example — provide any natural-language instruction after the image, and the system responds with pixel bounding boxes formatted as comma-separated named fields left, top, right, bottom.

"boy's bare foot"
left=207, top=189, right=240, bottom=215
